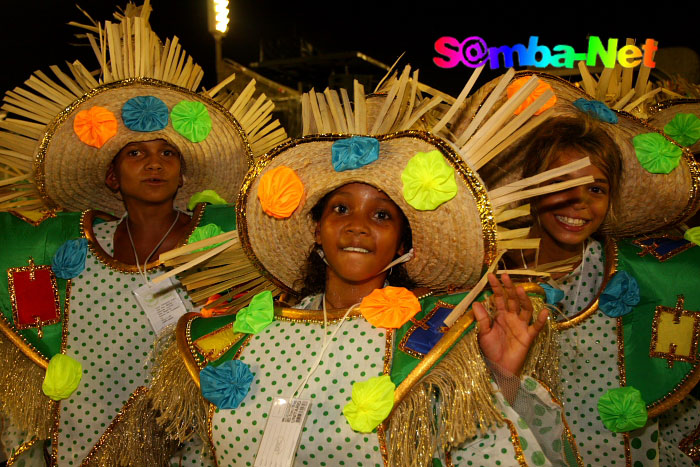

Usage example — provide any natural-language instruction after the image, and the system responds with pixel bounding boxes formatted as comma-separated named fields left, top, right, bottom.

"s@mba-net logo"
left=434, top=36, right=658, bottom=69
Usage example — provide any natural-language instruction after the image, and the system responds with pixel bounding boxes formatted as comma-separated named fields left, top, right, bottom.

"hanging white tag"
left=132, top=275, right=188, bottom=334
left=254, top=397, right=311, bottom=467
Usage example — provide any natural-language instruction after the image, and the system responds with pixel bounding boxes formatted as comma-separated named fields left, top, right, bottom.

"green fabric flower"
left=632, top=133, right=682, bottom=174
left=401, top=150, right=457, bottom=211
left=187, top=224, right=225, bottom=252
left=342, top=374, right=395, bottom=433
left=171, top=100, right=212, bottom=142
left=233, top=291, right=274, bottom=334
left=42, top=354, right=82, bottom=401
left=188, top=189, right=227, bottom=210
left=664, top=113, right=700, bottom=147
left=597, top=386, right=648, bottom=432
left=684, top=226, right=700, bottom=246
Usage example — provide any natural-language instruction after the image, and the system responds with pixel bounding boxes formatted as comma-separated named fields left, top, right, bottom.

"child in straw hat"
left=470, top=71, right=700, bottom=466
left=0, top=2, right=286, bottom=465
left=144, top=71, right=609, bottom=466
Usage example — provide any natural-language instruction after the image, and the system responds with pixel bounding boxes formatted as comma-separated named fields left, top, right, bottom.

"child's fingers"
left=473, top=302, right=491, bottom=336
left=500, top=273, right=520, bottom=315
left=516, top=285, right=533, bottom=322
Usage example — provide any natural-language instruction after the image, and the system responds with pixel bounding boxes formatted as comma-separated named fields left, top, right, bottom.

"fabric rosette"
left=257, top=166, right=304, bottom=218
left=359, top=286, right=421, bottom=329
left=684, top=226, right=700, bottom=246
left=51, top=238, right=88, bottom=279
left=331, top=136, right=380, bottom=172
left=73, top=106, right=118, bottom=148
left=540, top=283, right=564, bottom=306
left=121, top=95, right=169, bottom=132
left=597, top=386, right=648, bottom=432
left=573, top=98, right=618, bottom=124
left=187, top=223, right=225, bottom=252
left=401, top=150, right=457, bottom=211
left=233, top=290, right=274, bottom=334
left=188, top=189, right=227, bottom=210
left=632, top=133, right=682, bottom=174
left=171, top=100, right=212, bottom=142
left=664, top=113, right=700, bottom=147
left=342, top=374, right=395, bottom=433
left=42, top=354, right=82, bottom=401
left=507, top=77, right=557, bottom=116
left=599, top=271, right=640, bottom=318
left=200, top=360, right=254, bottom=409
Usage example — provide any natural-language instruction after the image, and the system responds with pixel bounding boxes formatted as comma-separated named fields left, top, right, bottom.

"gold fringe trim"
left=522, top=296, right=561, bottom=396
left=148, top=332, right=209, bottom=445
left=0, top=332, right=51, bottom=440
left=386, top=331, right=503, bottom=466
left=82, top=386, right=178, bottom=467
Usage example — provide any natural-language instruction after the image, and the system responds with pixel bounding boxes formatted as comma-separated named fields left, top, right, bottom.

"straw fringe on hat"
left=438, top=70, right=700, bottom=237
left=0, top=0, right=287, bottom=214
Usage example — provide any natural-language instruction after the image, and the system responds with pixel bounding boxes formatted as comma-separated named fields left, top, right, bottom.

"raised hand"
left=472, top=273, right=548, bottom=376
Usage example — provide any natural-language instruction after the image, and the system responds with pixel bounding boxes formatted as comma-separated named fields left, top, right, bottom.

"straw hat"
left=445, top=71, right=700, bottom=237
left=0, top=2, right=287, bottom=215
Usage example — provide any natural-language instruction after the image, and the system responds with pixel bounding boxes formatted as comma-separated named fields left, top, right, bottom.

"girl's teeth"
left=343, top=247, right=369, bottom=253
left=555, top=215, right=586, bottom=226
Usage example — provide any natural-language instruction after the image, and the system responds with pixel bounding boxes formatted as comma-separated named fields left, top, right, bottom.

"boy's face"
left=105, top=139, right=183, bottom=206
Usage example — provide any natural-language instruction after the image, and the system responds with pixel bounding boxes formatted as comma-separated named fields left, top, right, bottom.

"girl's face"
left=535, top=149, right=611, bottom=250
left=315, top=183, right=405, bottom=286
left=105, top=139, right=183, bottom=205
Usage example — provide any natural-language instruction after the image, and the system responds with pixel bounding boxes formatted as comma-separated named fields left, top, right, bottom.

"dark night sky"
left=2, top=0, right=698, bottom=96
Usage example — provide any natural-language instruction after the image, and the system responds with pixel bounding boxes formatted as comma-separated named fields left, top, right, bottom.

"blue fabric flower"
left=121, top=96, right=169, bottom=132
left=573, top=98, right=618, bottom=124
left=331, top=136, right=380, bottom=172
left=540, top=283, right=565, bottom=306
left=599, top=271, right=640, bottom=317
left=51, top=238, right=88, bottom=279
left=200, top=360, right=254, bottom=409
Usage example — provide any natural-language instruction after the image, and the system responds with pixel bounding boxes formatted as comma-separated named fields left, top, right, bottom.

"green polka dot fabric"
left=55, top=220, right=199, bottom=465
left=0, top=415, right=43, bottom=466
left=556, top=239, right=697, bottom=466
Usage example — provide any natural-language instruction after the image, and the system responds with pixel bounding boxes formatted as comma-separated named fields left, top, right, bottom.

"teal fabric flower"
left=573, top=98, right=618, bottom=124
left=331, top=136, right=380, bottom=172
left=51, top=238, right=88, bottom=279
left=684, top=226, right=700, bottom=246
left=401, top=150, right=458, bottom=211
left=233, top=290, right=274, bottom=334
left=171, top=100, right=212, bottom=142
left=598, top=386, right=648, bottom=432
left=632, top=133, right=682, bottom=174
left=121, top=95, right=169, bottom=132
left=664, top=113, right=700, bottom=147
left=540, top=283, right=564, bottom=305
left=187, top=224, right=225, bottom=252
left=200, top=360, right=254, bottom=409
left=599, top=271, right=640, bottom=318
left=188, top=189, right=227, bottom=210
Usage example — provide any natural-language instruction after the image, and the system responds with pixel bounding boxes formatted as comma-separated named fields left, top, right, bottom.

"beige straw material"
left=237, top=131, right=496, bottom=294
left=452, top=71, right=700, bottom=237
left=647, top=100, right=700, bottom=153
left=36, top=79, right=252, bottom=215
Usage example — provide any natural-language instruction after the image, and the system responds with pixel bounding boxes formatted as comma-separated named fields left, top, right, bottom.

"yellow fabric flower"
left=401, top=150, right=457, bottom=211
left=42, top=354, right=82, bottom=401
left=342, top=375, right=395, bottom=433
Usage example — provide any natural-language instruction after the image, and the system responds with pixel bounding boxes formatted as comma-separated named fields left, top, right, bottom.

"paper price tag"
left=132, top=275, right=188, bottom=334
left=254, top=398, right=311, bottom=467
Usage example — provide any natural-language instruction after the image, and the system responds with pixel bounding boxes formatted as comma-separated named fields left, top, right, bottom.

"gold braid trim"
left=82, top=386, right=178, bottom=467
left=0, top=332, right=51, bottom=440
left=148, top=332, right=209, bottom=445
left=522, top=297, right=561, bottom=396
left=386, top=331, right=502, bottom=466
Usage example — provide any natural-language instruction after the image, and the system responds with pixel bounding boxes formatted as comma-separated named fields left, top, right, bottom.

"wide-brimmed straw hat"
left=0, top=3, right=286, bottom=215
left=446, top=70, right=700, bottom=237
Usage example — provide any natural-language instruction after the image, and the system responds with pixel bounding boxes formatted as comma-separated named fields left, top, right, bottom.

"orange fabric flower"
left=507, top=77, right=557, bottom=116
left=360, top=287, right=421, bottom=329
left=257, top=166, right=304, bottom=219
left=73, top=106, right=118, bottom=148
left=201, top=294, right=228, bottom=318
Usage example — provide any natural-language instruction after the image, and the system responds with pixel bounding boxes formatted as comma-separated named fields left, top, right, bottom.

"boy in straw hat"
left=447, top=70, right=700, bottom=466
left=0, top=1, right=286, bottom=465
left=142, top=67, right=606, bottom=466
